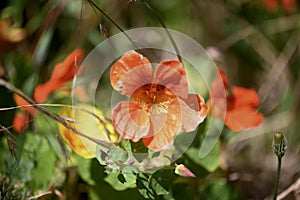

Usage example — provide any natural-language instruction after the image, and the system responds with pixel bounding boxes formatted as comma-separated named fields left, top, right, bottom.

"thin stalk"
left=0, top=78, right=113, bottom=148
left=141, top=0, right=182, bottom=62
left=86, top=0, right=138, bottom=48
left=273, top=157, right=282, bottom=200
left=272, top=132, right=287, bottom=200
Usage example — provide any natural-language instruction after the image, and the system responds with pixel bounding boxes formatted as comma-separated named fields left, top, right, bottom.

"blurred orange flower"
left=13, top=112, right=30, bottom=133
left=34, top=49, right=84, bottom=103
left=14, top=94, right=37, bottom=116
left=210, top=68, right=263, bottom=132
left=13, top=94, right=36, bottom=133
left=110, top=51, right=207, bottom=151
left=13, top=49, right=84, bottom=132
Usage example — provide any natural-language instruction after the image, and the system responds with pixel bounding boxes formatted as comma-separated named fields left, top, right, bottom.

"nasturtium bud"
left=272, top=132, right=287, bottom=159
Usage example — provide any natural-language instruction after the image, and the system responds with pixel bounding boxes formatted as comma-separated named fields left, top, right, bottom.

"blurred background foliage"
left=0, top=0, right=300, bottom=199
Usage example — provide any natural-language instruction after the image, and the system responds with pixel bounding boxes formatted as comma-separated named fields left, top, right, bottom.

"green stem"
left=86, top=0, right=138, bottom=48
left=273, top=157, right=282, bottom=200
left=141, top=0, right=182, bottom=62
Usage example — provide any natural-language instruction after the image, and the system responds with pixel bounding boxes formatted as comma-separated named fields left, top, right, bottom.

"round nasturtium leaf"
left=58, top=104, right=118, bottom=158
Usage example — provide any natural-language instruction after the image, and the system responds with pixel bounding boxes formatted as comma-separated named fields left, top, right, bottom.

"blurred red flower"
left=110, top=50, right=207, bottom=151
left=263, top=0, right=297, bottom=13
left=13, top=49, right=84, bottom=132
left=210, top=68, right=263, bottom=132
left=280, top=0, right=297, bottom=12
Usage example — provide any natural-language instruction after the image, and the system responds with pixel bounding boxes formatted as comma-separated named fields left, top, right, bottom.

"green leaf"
left=108, top=146, right=128, bottom=163
left=171, top=183, right=194, bottom=200
left=26, top=132, right=57, bottom=188
left=137, top=173, right=155, bottom=199
left=118, top=173, right=126, bottom=184
left=150, top=169, right=177, bottom=196
left=119, top=140, right=132, bottom=152
left=76, top=155, right=95, bottom=185
left=35, top=113, right=69, bottom=160
left=185, top=142, right=220, bottom=172
left=31, top=149, right=56, bottom=188
left=200, top=179, right=242, bottom=200
left=104, top=172, right=136, bottom=191
left=96, top=145, right=109, bottom=165
left=137, top=169, right=177, bottom=199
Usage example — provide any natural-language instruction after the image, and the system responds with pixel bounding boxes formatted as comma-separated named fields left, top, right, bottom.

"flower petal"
left=110, top=50, right=153, bottom=96
left=210, top=68, right=228, bottom=97
left=225, top=107, right=263, bottom=132
left=231, top=86, right=260, bottom=108
left=50, top=49, right=83, bottom=82
left=112, top=101, right=151, bottom=142
left=154, top=60, right=188, bottom=99
left=34, top=81, right=63, bottom=103
left=13, top=112, right=30, bottom=132
left=34, top=49, right=84, bottom=103
left=58, top=105, right=118, bottom=158
left=143, top=99, right=181, bottom=151
left=13, top=94, right=36, bottom=115
left=180, top=94, right=208, bottom=132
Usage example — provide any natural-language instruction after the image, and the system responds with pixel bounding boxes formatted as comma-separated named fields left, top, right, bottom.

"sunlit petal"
left=110, top=50, right=153, bottom=96
left=112, top=101, right=151, bottom=142
left=180, top=94, right=208, bottom=132
left=143, top=99, right=181, bottom=151
left=155, top=60, right=188, bottom=99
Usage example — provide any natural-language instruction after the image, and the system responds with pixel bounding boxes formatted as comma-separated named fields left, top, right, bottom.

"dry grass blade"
left=0, top=78, right=114, bottom=148
left=258, top=31, right=299, bottom=104
left=265, top=178, right=300, bottom=200
left=0, top=124, right=17, bottom=140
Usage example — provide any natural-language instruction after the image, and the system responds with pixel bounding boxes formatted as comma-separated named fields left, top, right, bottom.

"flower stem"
left=272, top=132, right=287, bottom=200
left=273, top=156, right=282, bottom=200
left=141, top=0, right=182, bottom=62
left=86, top=0, right=138, bottom=48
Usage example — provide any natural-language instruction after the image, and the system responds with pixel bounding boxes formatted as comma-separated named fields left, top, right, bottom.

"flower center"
left=131, top=83, right=175, bottom=111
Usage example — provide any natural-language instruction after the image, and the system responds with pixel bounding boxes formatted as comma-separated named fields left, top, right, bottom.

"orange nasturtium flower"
left=13, top=49, right=84, bottom=132
left=110, top=50, right=208, bottom=151
left=34, top=49, right=84, bottom=103
left=210, top=68, right=263, bottom=132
